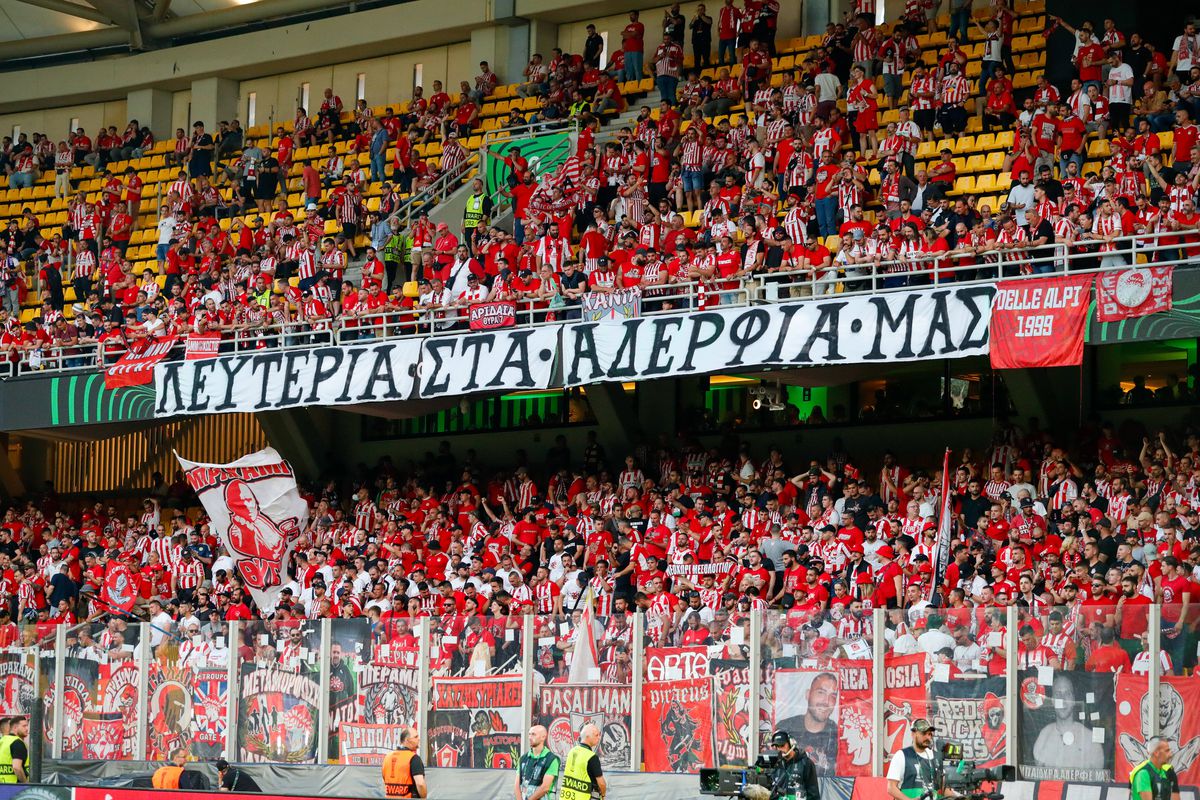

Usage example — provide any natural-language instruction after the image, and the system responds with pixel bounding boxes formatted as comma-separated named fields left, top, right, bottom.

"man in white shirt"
left=148, top=599, right=174, bottom=648
left=155, top=207, right=177, bottom=270
left=1106, top=51, right=1134, bottom=129
left=1005, top=170, right=1036, bottom=226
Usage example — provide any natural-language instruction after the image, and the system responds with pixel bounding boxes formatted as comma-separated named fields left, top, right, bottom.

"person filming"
left=886, top=718, right=960, bottom=800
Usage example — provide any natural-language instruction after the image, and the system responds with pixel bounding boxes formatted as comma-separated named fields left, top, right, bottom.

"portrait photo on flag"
left=175, top=447, right=308, bottom=613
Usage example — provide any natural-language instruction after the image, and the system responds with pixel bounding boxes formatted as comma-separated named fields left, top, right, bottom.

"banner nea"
left=175, top=447, right=308, bottom=613
left=562, top=286, right=994, bottom=385
left=1096, top=266, right=1173, bottom=322
left=989, top=276, right=1091, bottom=369
left=106, top=336, right=178, bottom=389
left=185, top=331, right=223, bottom=360
left=468, top=301, right=517, bottom=330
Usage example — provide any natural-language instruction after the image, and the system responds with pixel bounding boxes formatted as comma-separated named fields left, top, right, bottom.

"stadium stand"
left=0, top=0, right=1197, bottom=375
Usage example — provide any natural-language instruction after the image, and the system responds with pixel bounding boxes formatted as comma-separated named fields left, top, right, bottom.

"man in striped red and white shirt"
left=171, top=550, right=205, bottom=601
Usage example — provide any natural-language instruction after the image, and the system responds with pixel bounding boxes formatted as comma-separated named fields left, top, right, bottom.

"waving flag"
left=930, top=448, right=953, bottom=602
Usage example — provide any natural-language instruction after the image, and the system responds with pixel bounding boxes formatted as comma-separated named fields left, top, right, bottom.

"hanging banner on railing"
left=775, top=663, right=877, bottom=777
left=429, top=676, right=523, bottom=769
left=185, top=331, right=223, bottom=360
left=106, top=336, right=178, bottom=389
left=154, top=339, right=422, bottom=416
left=1115, top=674, right=1200, bottom=785
left=928, top=677, right=1008, bottom=769
left=645, top=647, right=710, bottom=681
left=1017, top=669, right=1115, bottom=782
left=712, top=658, right=785, bottom=767
left=237, top=663, right=321, bottom=764
left=989, top=276, right=1091, bottom=369
left=176, top=447, right=308, bottom=614
left=417, top=325, right=561, bottom=399
left=468, top=301, right=517, bottom=331
left=339, top=722, right=409, bottom=765
left=43, top=657, right=98, bottom=758
left=583, top=288, right=642, bottom=322
left=535, top=684, right=633, bottom=771
left=97, top=660, right=139, bottom=760
left=641, top=677, right=717, bottom=773
left=192, top=668, right=230, bottom=759
left=0, top=654, right=36, bottom=718
left=1095, top=266, right=1174, bottom=322
left=881, top=653, right=929, bottom=764
left=562, top=287, right=995, bottom=385
left=81, top=716, right=125, bottom=760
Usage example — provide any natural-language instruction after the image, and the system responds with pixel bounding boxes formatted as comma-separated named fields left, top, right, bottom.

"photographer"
left=761, top=731, right=819, bottom=800
left=886, top=719, right=960, bottom=800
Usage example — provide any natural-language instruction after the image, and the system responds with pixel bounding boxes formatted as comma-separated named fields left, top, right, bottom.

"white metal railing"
left=3, top=230, right=1196, bottom=380
left=383, top=152, right=481, bottom=230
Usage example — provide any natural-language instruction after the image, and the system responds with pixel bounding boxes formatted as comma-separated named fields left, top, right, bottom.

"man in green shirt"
left=515, top=725, right=560, bottom=800
left=1131, top=740, right=1180, bottom=800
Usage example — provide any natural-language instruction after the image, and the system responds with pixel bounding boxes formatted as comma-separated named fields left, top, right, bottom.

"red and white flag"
left=102, top=563, right=138, bottom=615
left=1095, top=266, right=1172, bottom=322
left=105, top=336, right=177, bottom=388
left=175, top=447, right=308, bottom=613
left=185, top=330, right=223, bottom=359
left=989, top=275, right=1092, bottom=369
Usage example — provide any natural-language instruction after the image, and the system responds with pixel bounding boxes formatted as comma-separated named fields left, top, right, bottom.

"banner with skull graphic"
left=1116, top=674, right=1200, bottom=785
left=176, top=447, right=308, bottom=614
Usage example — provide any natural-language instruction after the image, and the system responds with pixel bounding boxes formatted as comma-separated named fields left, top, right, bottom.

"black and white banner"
left=417, top=325, right=560, bottom=399
left=562, top=286, right=995, bottom=385
left=155, top=340, right=422, bottom=416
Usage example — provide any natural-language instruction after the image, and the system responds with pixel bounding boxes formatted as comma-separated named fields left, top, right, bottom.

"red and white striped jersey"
left=940, top=76, right=970, bottom=106
left=910, top=76, right=940, bottom=110
left=984, top=479, right=1011, bottom=500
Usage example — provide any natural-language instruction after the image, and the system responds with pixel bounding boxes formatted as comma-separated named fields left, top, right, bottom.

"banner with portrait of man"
left=1017, top=669, right=1115, bottom=782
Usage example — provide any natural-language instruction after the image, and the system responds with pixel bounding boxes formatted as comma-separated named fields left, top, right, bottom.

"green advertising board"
left=483, top=130, right=574, bottom=198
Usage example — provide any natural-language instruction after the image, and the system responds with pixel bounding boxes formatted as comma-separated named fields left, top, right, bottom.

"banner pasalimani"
left=562, top=286, right=995, bottom=385
left=175, top=447, right=308, bottom=614
left=535, top=684, right=633, bottom=771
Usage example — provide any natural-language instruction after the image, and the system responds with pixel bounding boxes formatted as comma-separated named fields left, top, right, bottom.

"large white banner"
left=417, top=325, right=561, bottom=398
left=562, top=286, right=996, bottom=385
left=176, top=447, right=308, bottom=614
left=154, top=339, right=422, bottom=416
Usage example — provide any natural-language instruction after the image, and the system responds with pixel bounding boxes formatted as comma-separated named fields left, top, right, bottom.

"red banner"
left=882, top=653, right=930, bottom=763
left=81, top=716, right=125, bottom=760
left=185, top=330, right=223, bottom=359
left=641, top=677, right=716, bottom=773
left=102, top=563, right=138, bottom=615
left=468, top=301, right=516, bottom=330
left=104, top=336, right=178, bottom=388
left=1115, top=673, right=1200, bottom=785
left=1095, top=266, right=1173, bottom=322
left=989, top=276, right=1091, bottom=369
left=835, top=659, right=876, bottom=777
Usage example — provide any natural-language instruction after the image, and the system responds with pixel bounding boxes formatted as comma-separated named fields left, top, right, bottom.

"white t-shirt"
left=1107, top=63, right=1134, bottom=104
left=886, top=743, right=936, bottom=782
left=156, top=216, right=177, bottom=245
left=1173, top=34, right=1198, bottom=72
left=149, top=611, right=174, bottom=646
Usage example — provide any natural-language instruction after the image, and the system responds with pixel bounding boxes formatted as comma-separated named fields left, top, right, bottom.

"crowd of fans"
left=5, top=415, right=1200, bottom=687
left=0, top=3, right=1198, bottom=365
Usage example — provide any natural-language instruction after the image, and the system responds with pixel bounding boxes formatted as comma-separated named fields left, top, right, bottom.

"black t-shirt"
left=584, top=745, right=603, bottom=780
left=1027, top=218, right=1055, bottom=262
left=9, top=738, right=26, bottom=766
left=559, top=270, right=586, bottom=305
left=959, top=493, right=992, bottom=528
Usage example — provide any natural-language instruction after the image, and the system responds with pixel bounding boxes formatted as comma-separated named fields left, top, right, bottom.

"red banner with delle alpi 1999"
left=988, top=275, right=1092, bottom=369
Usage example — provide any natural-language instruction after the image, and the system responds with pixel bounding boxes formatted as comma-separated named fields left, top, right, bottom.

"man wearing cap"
left=759, top=730, right=820, bottom=800
left=887, top=718, right=956, bottom=800
left=216, top=757, right=262, bottom=792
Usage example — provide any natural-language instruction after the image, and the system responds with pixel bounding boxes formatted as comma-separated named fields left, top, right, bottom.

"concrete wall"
left=0, top=99, right=127, bottom=142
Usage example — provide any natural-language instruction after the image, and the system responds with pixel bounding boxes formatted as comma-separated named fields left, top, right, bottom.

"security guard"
left=461, top=178, right=494, bottom=249
left=383, top=727, right=427, bottom=798
left=0, top=716, right=28, bottom=784
left=886, top=718, right=959, bottom=800
left=558, top=722, right=605, bottom=800
left=515, top=725, right=560, bottom=800
left=1130, top=739, right=1181, bottom=800
left=765, top=731, right=819, bottom=800
left=152, top=748, right=189, bottom=789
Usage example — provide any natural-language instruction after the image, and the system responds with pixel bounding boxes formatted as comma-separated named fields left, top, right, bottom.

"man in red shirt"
left=621, top=10, right=645, bottom=82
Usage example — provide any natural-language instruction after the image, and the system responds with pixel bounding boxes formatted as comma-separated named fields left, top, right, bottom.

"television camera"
left=699, top=754, right=780, bottom=799
left=936, top=741, right=1016, bottom=800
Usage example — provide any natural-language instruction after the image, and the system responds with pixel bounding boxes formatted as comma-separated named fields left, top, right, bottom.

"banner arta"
left=106, top=336, right=178, bottom=389
left=535, top=684, right=632, bottom=771
left=176, top=447, right=307, bottom=613
left=185, top=331, right=223, bottom=360
left=1017, top=669, right=1114, bottom=782
left=582, top=288, right=642, bottom=322
left=468, top=301, right=517, bottom=330
left=154, top=339, right=422, bottom=416
left=1096, top=266, right=1173, bottom=322
left=563, top=286, right=994, bottom=385
left=429, top=676, right=523, bottom=769
left=1115, top=674, right=1200, bottom=785
left=645, top=647, right=710, bottom=681
left=237, top=664, right=321, bottom=763
left=416, top=326, right=560, bottom=399
left=989, top=275, right=1091, bottom=369
left=641, top=677, right=717, bottom=773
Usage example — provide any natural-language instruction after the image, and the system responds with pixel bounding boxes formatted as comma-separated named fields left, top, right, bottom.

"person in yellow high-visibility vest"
left=0, top=716, right=29, bottom=784
left=558, top=723, right=605, bottom=800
